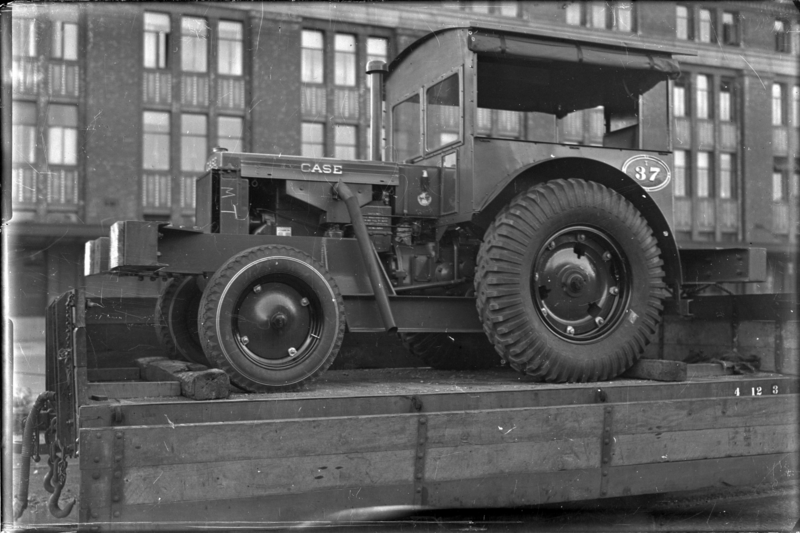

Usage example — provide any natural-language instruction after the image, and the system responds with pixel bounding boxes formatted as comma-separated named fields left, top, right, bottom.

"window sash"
left=53, top=22, right=79, bottom=60
left=12, top=18, right=36, bottom=58
left=565, top=3, right=582, bottom=25
left=334, top=125, right=357, bottom=159
left=676, top=6, right=690, bottom=40
left=334, top=34, right=356, bottom=87
left=719, top=90, right=731, bottom=122
left=302, top=31, right=325, bottom=84
left=722, top=12, right=738, bottom=44
left=773, top=171, right=785, bottom=202
left=674, top=150, right=688, bottom=197
left=218, top=21, right=243, bottom=76
left=696, top=75, right=710, bottom=119
left=48, top=126, right=78, bottom=166
left=697, top=152, right=711, bottom=197
left=217, top=116, right=243, bottom=152
left=719, top=153, right=734, bottom=199
left=12, top=125, right=36, bottom=164
left=181, top=17, right=208, bottom=73
left=772, top=84, right=784, bottom=126
left=674, top=86, right=686, bottom=117
left=143, top=112, right=170, bottom=170
left=613, top=3, right=633, bottom=32
left=301, top=122, right=325, bottom=158
left=698, top=9, right=712, bottom=42
left=144, top=13, right=170, bottom=69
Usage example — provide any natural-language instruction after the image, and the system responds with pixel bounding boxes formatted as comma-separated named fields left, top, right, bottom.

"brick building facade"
left=5, top=1, right=799, bottom=319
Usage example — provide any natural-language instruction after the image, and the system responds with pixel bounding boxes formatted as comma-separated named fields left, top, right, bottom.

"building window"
left=696, top=75, right=710, bottom=119
left=217, top=21, right=243, bottom=76
left=565, top=3, right=582, bottom=26
left=676, top=6, right=692, bottom=40
left=334, top=125, right=357, bottom=159
left=674, top=83, right=687, bottom=117
left=773, top=168, right=786, bottom=202
left=181, top=17, right=208, bottom=73
left=143, top=111, right=170, bottom=170
left=334, top=34, right=356, bottom=87
left=698, top=9, right=713, bottom=43
left=12, top=17, right=36, bottom=57
left=719, top=153, right=735, bottom=199
left=792, top=85, right=799, bottom=126
left=143, top=12, right=170, bottom=69
left=719, top=78, right=734, bottom=122
left=47, top=105, right=78, bottom=166
left=301, top=122, right=324, bottom=157
left=721, top=12, right=739, bottom=46
left=772, top=83, right=785, bottom=126
left=589, top=2, right=606, bottom=29
left=611, top=3, right=634, bottom=32
left=792, top=161, right=800, bottom=198
left=498, top=3, right=519, bottom=17
left=697, top=151, right=712, bottom=198
left=674, top=150, right=689, bottom=197
left=301, top=30, right=324, bottom=84
left=217, top=116, right=243, bottom=152
left=52, top=21, right=78, bottom=60
left=775, top=19, right=790, bottom=53
left=469, top=4, right=490, bottom=14
left=181, top=114, right=207, bottom=172
left=12, top=102, right=37, bottom=164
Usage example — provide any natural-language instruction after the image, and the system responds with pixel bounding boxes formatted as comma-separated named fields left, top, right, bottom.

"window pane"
left=367, top=37, right=387, bottom=63
left=334, top=125, right=357, bottom=159
left=773, top=171, right=784, bottom=201
left=719, top=90, right=731, bottom=122
left=218, top=21, right=243, bottom=76
left=392, top=93, right=420, bottom=162
left=181, top=114, right=207, bottom=172
left=674, top=150, right=687, bottom=196
left=773, top=83, right=784, bottom=126
left=181, top=17, right=208, bottom=73
left=426, top=74, right=460, bottom=151
left=47, top=104, right=78, bottom=126
left=614, top=3, right=633, bottom=32
left=697, top=151, right=711, bottom=197
left=676, top=6, right=689, bottom=40
left=63, top=127, right=77, bottom=165
left=63, top=23, right=78, bottom=60
left=12, top=18, right=36, bottom=57
left=470, top=4, right=490, bottom=14
left=48, top=128, right=64, bottom=165
left=793, top=85, right=799, bottom=126
left=566, top=3, right=581, bottom=25
left=499, top=3, right=518, bottom=17
left=334, top=34, right=356, bottom=86
left=301, top=122, right=324, bottom=158
left=12, top=102, right=37, bottom=163
left=699, top=9, right=711, bottom=42
left=302, top=30, right=324, bottom=83
left=696, top=75, right=709, bottom=119
left=143, top=112, right=170, bottom=170
left=674, top=86, right=686, bottom=117
left=144, top=12, right=170, bottom=69
left=719, top=153, right=733, bottom=199
left=590, top=2, right=606, bottom=28
left=722, top=12, right=738, bottom=45
left=217, top=116, right=243, bottom=152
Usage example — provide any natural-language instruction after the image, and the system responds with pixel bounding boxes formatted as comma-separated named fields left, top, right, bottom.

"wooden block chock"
left=622, top=359, right=687, bottom=382
left=135, top=357, right=231, bottom=400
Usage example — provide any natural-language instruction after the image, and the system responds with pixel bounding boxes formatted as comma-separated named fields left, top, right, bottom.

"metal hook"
left=48, top=477, right=75, bottom=518
left=43, top=456, right=56, bottom=494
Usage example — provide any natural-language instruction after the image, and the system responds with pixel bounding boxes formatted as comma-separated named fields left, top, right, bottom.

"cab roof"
left=388, top=24, right=684, bottom=77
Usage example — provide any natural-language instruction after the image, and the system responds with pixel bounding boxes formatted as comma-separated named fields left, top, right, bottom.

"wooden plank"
left=605, top=452, right=798, bottom=498
left=78, top=373, right=800, bottom=428
left=89, top=484, right=414, bottom=527
left=622, top=359, right=686, bottom=381
left=612, top=424, right=799, bottom=466
left=425, top=439, right=598, bottom=482
left=136, top=357, right=229, bottom=400
left=425, top=468, right=600, bottom=508
left=122, top=449, right=415, bottom=505
left=83, top=415, right=418, bottom=467
left=613, top=394, right=799, bottom=435
left=86, top=381, right=180, bottom=399
left=686, top=362, right=732, bottom=377
left=88, top=368, right=141, bottom=382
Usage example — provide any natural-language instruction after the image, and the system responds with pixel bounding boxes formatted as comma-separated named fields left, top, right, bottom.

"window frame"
left=772, top=83, right=786, bottom=126
left=391, top=89, right=422, bottom=163
left=180, top=113, right=208, bottom=173
left=12, top=17, right=37, bottom=58
left=52, top=21, right=79, bottom=61
left=721, top=11, right=740, bottom=46
left=334, top=124, right=358, bottom=159
left=143, top=12, right=170, bottom=70
left=333, top=33, right=357, bottom=87
left=301, top=29, right=325, bottom=85
left=181, top=16, right=209, bottom=74
left=719, top=152, right=736, bottom=199
left=217, top=20, right=243, bottom=76
left=47, top=104, right=79, bottom=166
left=142, top=111, right=171, bottom=171
left=217, top=115, right=244, bottom=152
left=676, top=5, right=693, bottom=41
left=696, top=150, right=713, bottom=198
left=12, top=101, right=37, bottom=164
left=698, top=8, right=714, bottom=43
left=673, top=149, right=690, bottom=197
left=775, top=19, right=790, bottom=53
left=301, top=122, right=325, bottom=158
left=423, top=67, right=464, bottom=157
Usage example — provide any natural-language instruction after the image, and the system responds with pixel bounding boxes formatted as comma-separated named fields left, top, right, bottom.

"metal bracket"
left=110, top=431, right=125, bottom=520
left=411, top=396, right=428, bottom=506
left=599, top=405, right=613, bottom=497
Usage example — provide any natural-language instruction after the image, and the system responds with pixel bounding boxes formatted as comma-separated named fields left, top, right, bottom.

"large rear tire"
left=198, top=245, right=345, bottom=392
left=154, top=277, right=209, bottom=365
left=400, top=332, right=499, bottom=370
left=475, top=179, right=665, bottom=382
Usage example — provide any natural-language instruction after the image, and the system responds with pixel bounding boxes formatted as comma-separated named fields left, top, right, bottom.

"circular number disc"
left=622, top=155, right=671, bottom=192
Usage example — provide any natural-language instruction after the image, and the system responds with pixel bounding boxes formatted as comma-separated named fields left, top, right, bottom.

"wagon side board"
left=76, top=389, right=799, bottom=529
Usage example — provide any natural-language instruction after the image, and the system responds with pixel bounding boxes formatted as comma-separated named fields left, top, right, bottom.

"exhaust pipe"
left=367, top=60, right=387, bottom=162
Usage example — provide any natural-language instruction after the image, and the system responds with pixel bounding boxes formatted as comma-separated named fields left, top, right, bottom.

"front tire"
left=475, top=179, right=665, bottom=382
left=198, top=245, right=345, bottom=392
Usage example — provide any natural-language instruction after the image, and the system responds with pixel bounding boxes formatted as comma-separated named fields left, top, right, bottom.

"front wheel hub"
left=532, top=226, right=630, bottom=342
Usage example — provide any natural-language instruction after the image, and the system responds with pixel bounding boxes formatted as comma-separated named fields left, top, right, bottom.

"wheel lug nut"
left=253, top=285, right=262, bottom=294
left=548, top=241, right=556, bottom=250
left=288, top=347, right=298, bottom=357
left=595, top=317, right=605, bottom=327
left=541, top=307, right=548, bottom=317
left=577, top=234, right=585, bottom=242
left=609, top=286, right=619, bottom=295
left=566, top=326, right=575, bottom=335
left=241, top=336, right=249, bottom=345
left=603, top=252, right=612, bottom=261
left=300, top=298, right=309, bottom=307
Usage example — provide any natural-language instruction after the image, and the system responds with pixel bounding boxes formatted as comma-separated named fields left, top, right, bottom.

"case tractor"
left=85, top=25, right=765, bottom=392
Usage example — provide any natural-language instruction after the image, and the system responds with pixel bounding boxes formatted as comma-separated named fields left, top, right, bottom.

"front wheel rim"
left=231, top=275, right=323, bottom=370
left=532, top=225, right=631, bottom=343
